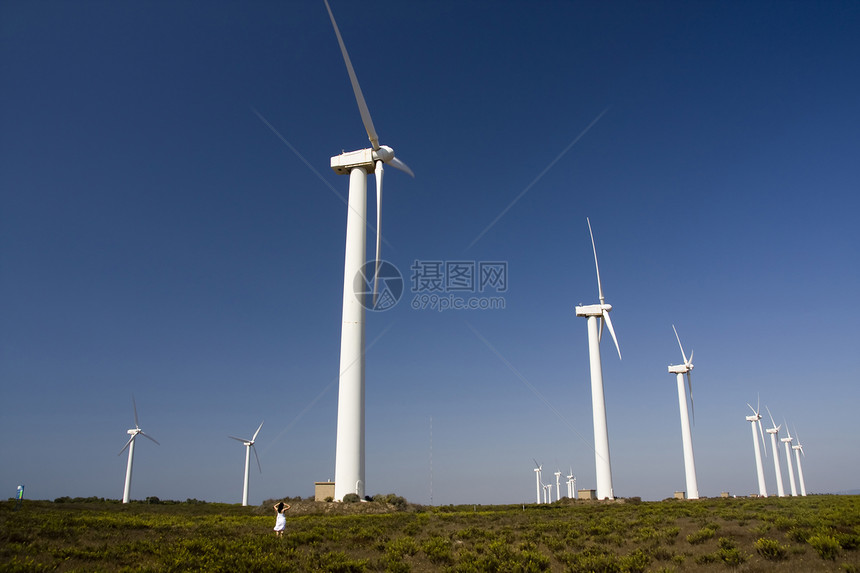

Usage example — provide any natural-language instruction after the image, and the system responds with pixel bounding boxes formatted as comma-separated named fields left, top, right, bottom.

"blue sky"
left=2, top=0, right=859, bottom=505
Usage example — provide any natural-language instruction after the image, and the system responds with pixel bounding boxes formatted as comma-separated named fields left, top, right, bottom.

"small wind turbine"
left=745, top=399, right=768, bottom=497
left=566, top=467, right=576, bottom=499
left=324, top=0, right=415, bottom=502
left=532, top=460, right=542, bottom=504
left=575, top=218, right=622, bottom=501
left=118, top=396, right=159, bottom=504
left=229, top=421, right=264, bottom=507
left=668, top=325, right=698, bottom=499
left=765, top=406, right=786, bottom=497
left=781, top=420, right=798, bottom=496
left=543, top=483, right=553, bottom=504
left=554, top=469, right=562, bottom=502
left=792, top=428, right=807, bottom=496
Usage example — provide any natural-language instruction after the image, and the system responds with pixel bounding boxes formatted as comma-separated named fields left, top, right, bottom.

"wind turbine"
left=745, top=400, right=768, bottom=497
left=533, top=460, right=542, bottom=504
left=543, top=483, right=553, bottom=504
left=324, top=0, right=414, bottom=502
left=229, top=421, right=264, bottom=507
left=118, top=396, right=159, bottom=504
left=765, top=406, right=786, bottom=497
left=566, top=468, right=576, bottom=499
left=575, top=218, right=622, bottom=500
left=668, top=325, right=699, bottom=500
left=554, top=469, right=562, bottom=502
left=792, top=427, right=807, bottom=496
left=781, top=421, right=798, bottom=497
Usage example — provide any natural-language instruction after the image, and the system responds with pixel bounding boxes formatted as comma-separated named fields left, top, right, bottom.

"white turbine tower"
left=765, top=406, right=786, bottom=497
left=543, top=483, right=552, bottom=504
left=566, top=468, right=576, bottom=499
left=668, top=325, right=698, bottom=500
left=575, top=218, right=622, bottom=500
left=554, top=469, right=562, bottom=502
left=533, top=460, right=543, bottom=504
left=746, top=400, right=768, bottom=497
left=792, top=428, right=807, bottom=496
left=229, top=421, right=264, bottom=507
left=324, top=0, right=414, bottom=502
left=118, top=396, right=159, bottom=504
left=781, top=421, right=798, bottom=497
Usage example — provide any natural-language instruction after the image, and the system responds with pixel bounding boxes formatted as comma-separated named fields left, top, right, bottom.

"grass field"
left=2, top=495, right=858, bottom=572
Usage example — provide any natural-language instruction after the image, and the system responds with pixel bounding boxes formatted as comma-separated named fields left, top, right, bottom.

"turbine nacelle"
left=575, top=303, right=612, bottom=317
left=668, top=364, right=689, bottom=374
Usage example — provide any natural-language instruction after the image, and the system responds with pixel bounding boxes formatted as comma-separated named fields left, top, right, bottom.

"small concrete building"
left=674, top=491, right=686, bottom=500
left=314, top=482, right=335, bottom=502
left=577, top=489, right=596, bottom=500
left=720, top=492, right=730, bottom=498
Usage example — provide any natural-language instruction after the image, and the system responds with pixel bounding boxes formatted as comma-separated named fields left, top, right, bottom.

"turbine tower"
left=781, top=421, right=798, bottom=497
left=229, top=421, right=264, bottom=506
left=554, top=469, right=562, bottom=502
left=324, top=0, right=414, bottom=502
left=746, top=400, right=768, bottom=497
left=533, top=460, right=542, bottom=504
left=575, top=218, right=622, bottom=500
left=118, top=396, right=159, bottom=504
left=765, top=407, right=786, bottom=497
left=566, top=468, right=576, bottom=499
left=668, top=325, right=699, bottom=500
left=792, top=428, right=807, bottom=496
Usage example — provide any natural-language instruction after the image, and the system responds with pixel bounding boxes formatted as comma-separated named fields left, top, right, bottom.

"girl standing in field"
left=273, top=501, right=290, bottom=537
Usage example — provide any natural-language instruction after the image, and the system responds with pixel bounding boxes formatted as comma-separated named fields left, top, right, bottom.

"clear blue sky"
left=2, top=1, right=859, bottom=505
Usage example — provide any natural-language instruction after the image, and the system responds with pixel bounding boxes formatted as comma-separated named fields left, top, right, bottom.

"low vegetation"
left=2, top=494, right=858, bottom=572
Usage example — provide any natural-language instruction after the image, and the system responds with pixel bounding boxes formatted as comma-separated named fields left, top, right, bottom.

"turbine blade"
left=252, top=421, right=264, bottom=442
left=598, top=315, right=604, bottom=342
left=758, top=420, right=767, bottom=456
left=766, top=405, right=777, bottom=429
left=602, top=309, right=622, bottom=360
left=372, top=160, right=383, bottom=307
left=688, top=349, right=694, bottom=365
left=132, top=394, right=140, bottom=429
left=118, top=435, right=134, bottom=455
left=387, top=156, right=414, bottom=178
left=672, top=325, right=688, bottom=364
left=586, top=218, right=604, bottom=304
left=140, top=431, right=159, bottom=446
left=229, top=435, right=248, bottom=443
left=253, top=444, right=262, bottom=474
left=747, top=403, right=757, bottom=416
left=686, top=371, right=694, bottom=425
left=323, top=0, right=379, bottom=150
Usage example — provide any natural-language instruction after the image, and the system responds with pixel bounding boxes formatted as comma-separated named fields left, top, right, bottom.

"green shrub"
left=421, top=536, right=452, bottom=564
left=686, top=526, right=716, bottom=545
left=755, top=537, right=788, bottom=561
left=809, top=533, right=841, bottom=560
left=342, top=493, right=361, bottom=503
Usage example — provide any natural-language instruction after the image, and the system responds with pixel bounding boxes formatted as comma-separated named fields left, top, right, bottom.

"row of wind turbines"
left=746, top=399, right=808, bottom=497
left=532, top=462, right=576, bottom=504
left=118, top=396, right=264, bottom=506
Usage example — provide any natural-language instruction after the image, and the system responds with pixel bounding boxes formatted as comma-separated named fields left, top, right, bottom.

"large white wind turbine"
left=781, top=421, right=798, bottom=497
left=533, top=460, right=542, bottom=504
left=792, top=428, right=807, bottom=496
left=745, top=400, right=768, bottom=497
left=324, top=0, right=414, bottom=502
left=765, top=407, right=786, bottom=497
left=554, top=469, right=562, bottom=502
left=668, top=325, right=698, bottom=499
left=118, top=396, right=159, bottom=504
left=575, top=218, right=622, bottom=500
left=229, top=421, right=264, bottom=507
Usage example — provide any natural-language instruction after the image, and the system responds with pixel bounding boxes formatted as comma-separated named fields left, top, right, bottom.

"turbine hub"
left=372, top=145, right=394, bottom=163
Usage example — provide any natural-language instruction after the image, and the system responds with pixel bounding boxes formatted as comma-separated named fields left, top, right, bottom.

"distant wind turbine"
left=533, top=460, right=542, bottom=504
left=324, top=0, right=414, bottom=502
left=781, top=421, right=798, bottom=497
left=765, top=406, right=786, bottom=497
left=746, top=400, right=768, bottom=497
left=554, top=469, right=562, bottom=503
left=575, top=218, right=622, bottom=500
left=668, top=325, right=698, bottom=500
left=792, top=428, right=807, bottom=496
left=566, top=468, right=576, bottom=499
left=118, top=396, right=159, bottom=504
left=229, top=421, right=264, bottom=506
